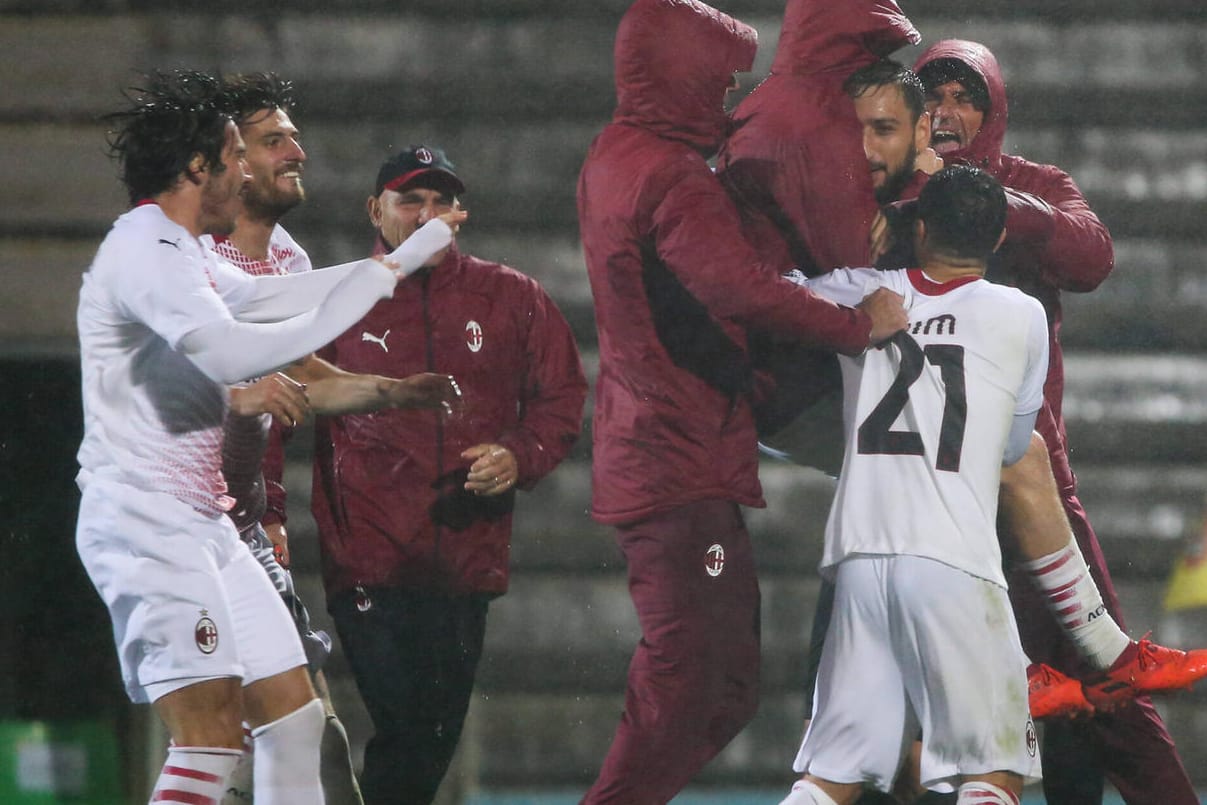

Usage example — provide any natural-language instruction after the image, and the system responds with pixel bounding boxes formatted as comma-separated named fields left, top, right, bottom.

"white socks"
left=1022, top=543, right=1130, bottom=670
left=250, top=698, right=326, bottom=805
left=779, top=779, right=841, bottom=805
left=957, top=780, right=1020, bottom=805
left=219, top=726, right=254, bottom=805
left=150, top=746, right=242, bottom=805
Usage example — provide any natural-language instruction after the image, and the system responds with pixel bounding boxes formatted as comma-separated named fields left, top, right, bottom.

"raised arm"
left=651, top=165, right=881, bottom=355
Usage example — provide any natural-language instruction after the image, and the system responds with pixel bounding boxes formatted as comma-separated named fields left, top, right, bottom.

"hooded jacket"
left=914, top=40, right=1115, bottom=494
left=718, top=0, right=920, bottom=274
left=309, top=243, right=587, bottom=598
left=578, top=0, right=873, bottom=525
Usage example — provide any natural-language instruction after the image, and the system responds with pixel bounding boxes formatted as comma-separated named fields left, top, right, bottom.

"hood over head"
left=915, top=39, right=1007, bottom=171
left=613, top=0, right=758, bottom=153
left=772, top=0, right=919, bottom=77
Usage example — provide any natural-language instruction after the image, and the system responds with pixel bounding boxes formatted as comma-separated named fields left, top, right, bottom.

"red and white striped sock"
left=150, top=746, right=242, bottom=805
left=1022, top=543, right=1130, bottom=670
left=957, top=780, right=1021, bottom=805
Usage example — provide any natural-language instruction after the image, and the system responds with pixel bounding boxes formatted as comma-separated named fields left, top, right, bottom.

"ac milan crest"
left=1025, top=718, right=1038, bottom=756
left=195, top=611, right=219, bottom=655
left=465, top=320, right=483, bottom=353
left=415, top=147, right=434, bottom=165
left=705, top=543, right=725, bottom=577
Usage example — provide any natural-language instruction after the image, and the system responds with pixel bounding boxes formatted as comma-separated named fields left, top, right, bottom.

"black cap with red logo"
left=374, top=145, right=466, bottom=197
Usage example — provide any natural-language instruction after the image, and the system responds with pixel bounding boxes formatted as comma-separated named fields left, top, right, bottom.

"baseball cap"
left=374, top=145, right=466, bottom=196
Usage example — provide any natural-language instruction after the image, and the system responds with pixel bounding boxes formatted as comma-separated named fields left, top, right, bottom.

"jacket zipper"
left=423, top=270, right=445, bottom=574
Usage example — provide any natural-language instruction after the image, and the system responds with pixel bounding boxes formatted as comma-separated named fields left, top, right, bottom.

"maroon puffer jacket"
left=914, top=40, right=1115, bottom=495
left=718, top=0, right=920, bottom=274
left=310, top=244, right=587, bottom=598
left=577, top=0, right=873, bottom=525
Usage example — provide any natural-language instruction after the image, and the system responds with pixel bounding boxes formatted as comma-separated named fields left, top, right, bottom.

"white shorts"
left=75, top=477, right=307, bottom=704
left=795, top=554, right=1041, bottom=792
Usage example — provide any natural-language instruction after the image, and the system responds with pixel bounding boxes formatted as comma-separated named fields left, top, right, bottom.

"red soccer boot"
left=1028, top=662, right=1094, bottom=719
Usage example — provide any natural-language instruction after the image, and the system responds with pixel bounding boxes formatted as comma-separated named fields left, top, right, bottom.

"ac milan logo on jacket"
left=465, top=320, right=483, bottom=353
left=1025, top=718, right=1038, bottom=756
left=195, top=612, right=219, bottom=655
left=415, top=147, right=434, bottom=164
left=705, top=543, right=725, bottom=577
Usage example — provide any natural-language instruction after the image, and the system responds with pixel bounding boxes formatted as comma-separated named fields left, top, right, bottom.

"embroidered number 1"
left=856, top=333, right=967, bottom=472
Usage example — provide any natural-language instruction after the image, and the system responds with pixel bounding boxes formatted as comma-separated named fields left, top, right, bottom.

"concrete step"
left=280, top=452, right=1207, bottom=590
left=6, top=0, right=1204, bottom=20
left=11, top=118, right=1205, bottom=241
left=297, top=565, right=1207, bottom=788
left=7, top=224, right=1206, bottom=355
left=2, top=14, right=1204, bottom=126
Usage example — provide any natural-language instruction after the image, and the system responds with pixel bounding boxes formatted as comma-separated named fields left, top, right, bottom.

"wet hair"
left=916, top=164, right=1006, bottom=259
left=917, top=58, right=991, bottom=112
left=843, top=58, right=926, bottom=123
left=102, top=69, right=232, bottom=204
left=223, top=72, right=297, bottom=127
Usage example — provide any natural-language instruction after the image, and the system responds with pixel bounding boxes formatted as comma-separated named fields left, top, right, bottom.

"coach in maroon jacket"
left=576, top=1, right=907, bottom=801
left=914, top=40, right=1198, bottom=805
left=310, top=145, right=587, bottom=805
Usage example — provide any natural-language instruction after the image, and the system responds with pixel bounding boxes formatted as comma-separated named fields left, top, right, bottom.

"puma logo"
left=158, top=238, right=181, bottom=250
left=361, top=330, right=390, bottom=352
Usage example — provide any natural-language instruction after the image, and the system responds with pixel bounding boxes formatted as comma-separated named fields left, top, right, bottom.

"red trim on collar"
left=907, top=268, right=982, bottom=296
left=135, top=198, right=158, bottom=207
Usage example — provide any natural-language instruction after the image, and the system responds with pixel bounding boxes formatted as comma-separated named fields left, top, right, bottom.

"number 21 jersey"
left=807, top=267, right=1049, bottom=588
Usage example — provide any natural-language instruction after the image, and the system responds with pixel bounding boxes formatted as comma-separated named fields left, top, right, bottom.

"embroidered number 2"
left=857, top=333, right=967, bottom=472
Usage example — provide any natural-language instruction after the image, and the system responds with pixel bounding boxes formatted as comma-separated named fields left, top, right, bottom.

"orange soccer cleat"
left=1028, top=662, right=1094, bottom=719
left=1098, top=636, right=1207, bottom=695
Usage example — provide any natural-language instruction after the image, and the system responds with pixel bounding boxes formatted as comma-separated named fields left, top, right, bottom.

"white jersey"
left=203, top=224, right=313, bottom=278
left=202, top=226, right=313, bottom=531
left=807, top=267, right=1049, bottom=588
left=77, top=204, right=261, bottom=514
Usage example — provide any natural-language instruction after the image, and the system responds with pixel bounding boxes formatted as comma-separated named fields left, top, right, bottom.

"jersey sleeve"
left=803, top=267, right=888, bottom=308
left=1015, top=296, right=1050, bottom=416
left=115, top=239, right=240, bottom=351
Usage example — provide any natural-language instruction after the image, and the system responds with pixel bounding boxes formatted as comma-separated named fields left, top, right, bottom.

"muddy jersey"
left=77, top=204, right=259, bottom=514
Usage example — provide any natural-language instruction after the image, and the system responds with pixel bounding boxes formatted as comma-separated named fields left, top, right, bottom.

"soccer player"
left=831, top=50, right=1207, bottom=803
left=209, top=73, right=465, bottom=805
left=74, top=70, right=458, bottom=805
left=782, top=165, right=1044, bottom=805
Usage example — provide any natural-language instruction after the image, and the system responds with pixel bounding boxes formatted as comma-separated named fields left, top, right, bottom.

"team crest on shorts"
left=705, top=543, right=725, bottom=577
left=1025, top=718, right=1038, bottom=757
left=195, top=610, right=219, bottom=655
left=465, top=320, right=483, bottom=353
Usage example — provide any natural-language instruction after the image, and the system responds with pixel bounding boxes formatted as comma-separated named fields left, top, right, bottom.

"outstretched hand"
left=229, top=372, right=310, bottom=427
left=386, top=372, right=464, bottom=416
